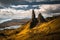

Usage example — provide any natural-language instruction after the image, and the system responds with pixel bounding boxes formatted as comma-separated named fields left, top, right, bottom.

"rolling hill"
left=0, top=19, right=30, bottom=28
left=0, top=10, right=60, bottom=40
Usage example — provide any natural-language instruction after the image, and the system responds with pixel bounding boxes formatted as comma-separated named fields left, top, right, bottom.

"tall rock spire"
left=30, top=10, right=38, bottom=28
left=38, top=13, right=47, bottom=23
left=32, top=10, right=35, bottom=20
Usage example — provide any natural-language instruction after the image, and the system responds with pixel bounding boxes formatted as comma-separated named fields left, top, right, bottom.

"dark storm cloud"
left=52, top=0, right=60, bottom=1
left=0, top=0, right=19, bottom=5
left=0, top=7, right=4, bottom=9
left=0, top=0, right=60, bottom=5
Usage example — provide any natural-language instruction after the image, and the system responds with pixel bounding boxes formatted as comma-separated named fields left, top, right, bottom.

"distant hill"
left=0, top=19, right=30, bottom=28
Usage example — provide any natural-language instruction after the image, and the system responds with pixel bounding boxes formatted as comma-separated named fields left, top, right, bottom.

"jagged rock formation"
left=30, top=10, right=47, bottom=28
left=37, top=13, right=47, bottom=23
left=32, top=10, right=36, bottom=20
left=30, top=10, right=38, bottom=28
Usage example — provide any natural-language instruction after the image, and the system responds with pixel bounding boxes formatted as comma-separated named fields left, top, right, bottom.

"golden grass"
left=0, top=17, right=60, bottom=40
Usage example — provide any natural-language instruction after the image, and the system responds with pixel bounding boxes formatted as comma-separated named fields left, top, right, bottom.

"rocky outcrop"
left=30, top=10, right=47, bottom=28
left=37, top=13, right=47, bottom=23
left=31, top=10, right=36, bottom=20
left=30, top=10, right=38, bottom=28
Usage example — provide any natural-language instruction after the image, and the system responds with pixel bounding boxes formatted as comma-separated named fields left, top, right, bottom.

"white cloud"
left=39, top=4, right=60, bottom=13
left=0, top=4, right=60, bottom=20
left=0, top=8, right=32, bottom=19
left=11, top=5, right=28, bottom=8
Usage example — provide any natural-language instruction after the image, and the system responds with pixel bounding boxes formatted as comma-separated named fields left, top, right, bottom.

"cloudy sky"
left=0, top=4, right=60, bottom=19
left=0, top=0, right=60, bottom=23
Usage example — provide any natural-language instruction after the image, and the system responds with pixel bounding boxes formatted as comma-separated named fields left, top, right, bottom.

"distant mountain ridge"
left=0, top=19, right=30, bottom=28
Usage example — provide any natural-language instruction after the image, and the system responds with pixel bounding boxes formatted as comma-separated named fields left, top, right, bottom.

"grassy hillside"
left=0, top=13, right=60, bottom=40
left=0, top=15, right=59, bottom=40
left=12, top=16, right=60, bottom=40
